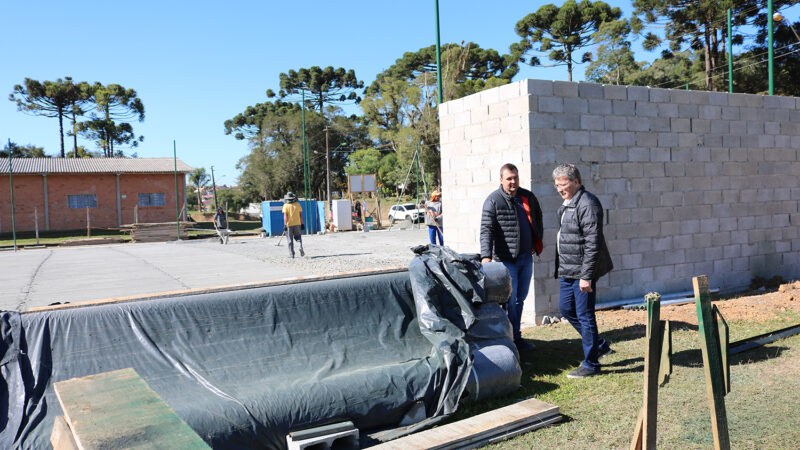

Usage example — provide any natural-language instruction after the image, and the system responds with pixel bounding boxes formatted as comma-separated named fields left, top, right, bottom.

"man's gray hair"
left=552, top=163, right=581, bottom=183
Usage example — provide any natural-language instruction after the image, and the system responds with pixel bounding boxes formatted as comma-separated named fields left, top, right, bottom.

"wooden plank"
left=642, top=293, right=662, bottom=450
left=713, top=306, right=730, bottom=395
left=693, top=275, right=731, bottom=450
left=629, top=408, right=643, bottom=450
left=54, top=368, right=209, bottom=450
left=26, top=265, right=408, bottom=313
left=50, top=415, right=79, bottom=450
left=372, top=397, right=560, bottom=450
left=659, top=320, right=672, bottom=386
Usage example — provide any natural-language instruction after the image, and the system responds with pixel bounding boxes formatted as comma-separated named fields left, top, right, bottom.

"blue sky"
left=2, top=1, right=798, bottom=184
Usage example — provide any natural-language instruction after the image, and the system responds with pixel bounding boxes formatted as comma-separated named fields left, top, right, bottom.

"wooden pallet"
left=130, top=221, right=191, bottom=242
left=53, top=368, right=209, bottom=449
left=373, top=397, right=560, bottom=449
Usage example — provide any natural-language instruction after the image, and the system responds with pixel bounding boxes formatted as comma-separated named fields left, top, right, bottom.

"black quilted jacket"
left=554, top=187, right=613, bottom=280
left=480, top=186, right=543, bottom=262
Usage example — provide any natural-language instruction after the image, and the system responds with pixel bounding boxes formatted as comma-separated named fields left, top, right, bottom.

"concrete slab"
left=0, top=228, right=431, bottom=311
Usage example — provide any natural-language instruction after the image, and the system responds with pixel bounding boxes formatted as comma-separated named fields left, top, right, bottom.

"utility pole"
left=325, top=126, right=331, bottom=212
left=210, top=165, right=218, bottom=211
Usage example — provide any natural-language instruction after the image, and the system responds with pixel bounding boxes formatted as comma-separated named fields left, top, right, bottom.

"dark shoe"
left=300, top=248, right=305, bottom=257
left=515, top=339, right=536, bottom=352
left=567, top=366, right=600, bottom=379
left=598, top=347, right=615, bottom=360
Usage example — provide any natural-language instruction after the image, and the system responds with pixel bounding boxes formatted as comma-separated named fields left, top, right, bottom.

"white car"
left=388, top=203, right=422, bottom=223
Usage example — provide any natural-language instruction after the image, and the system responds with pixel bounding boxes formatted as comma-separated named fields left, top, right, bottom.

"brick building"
left=0, top=158, right=193, bottom=232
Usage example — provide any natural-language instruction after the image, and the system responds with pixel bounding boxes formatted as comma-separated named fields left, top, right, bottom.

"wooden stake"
left=134, top=205, right=138, bottom=224
left=86, top=207, right=91, bottom=237
left=693, top=275, right=730, bottom=450
left=642, top=293, right=662, bottom=449
left=713, top=305, right=730, bottom=395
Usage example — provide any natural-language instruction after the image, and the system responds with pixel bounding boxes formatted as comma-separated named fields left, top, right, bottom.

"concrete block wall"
left=440, top=79, right=800, bottom=324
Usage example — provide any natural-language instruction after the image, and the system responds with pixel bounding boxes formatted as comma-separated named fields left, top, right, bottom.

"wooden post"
left=34, top=207, right=40, bottom=245
left=693, top=275, right=730, bottom=450
left=642, top=293, right=662, bottom=449
left=86, top=207, right=91, bottom=237
left=134, top=205, right=138, bottom=224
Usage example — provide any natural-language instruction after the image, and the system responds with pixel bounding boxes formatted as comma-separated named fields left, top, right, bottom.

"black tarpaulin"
left=1, top=247, right=519, bottom=449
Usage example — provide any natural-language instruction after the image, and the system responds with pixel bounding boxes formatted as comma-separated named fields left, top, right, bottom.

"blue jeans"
left=502, top=253, right=533, bottom=342
left=428, top=226, right=443, bottom=245
left=558, top=278, right=609, bottom=371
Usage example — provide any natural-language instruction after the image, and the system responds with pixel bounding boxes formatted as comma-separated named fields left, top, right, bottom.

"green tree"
left=267, top=66, right=364, bottom=112
left=1, top=141, right=47, bottom=158
left=216, top=187, right=249, bottom=213
left=513, top=0, right=622, bottom=81
left=735, top=20, right=800, bottom=96
left=189, top=168, right=210, bottom=211
left=223, top=100, right=300, bottom=140
left=77, top=83, right=145, bottom=156
left=586, top=19, right=639, bottom=85
left=65, top=145, right=100, bottom=158
left=368, top=42, right=518, bottom=101
left=9, top=77, right=86, bottom=158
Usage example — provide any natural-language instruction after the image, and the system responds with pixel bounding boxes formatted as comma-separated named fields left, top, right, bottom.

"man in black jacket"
left=480, top=163, right=543, bottom=351
left=553, top=163, right=614, bottom=378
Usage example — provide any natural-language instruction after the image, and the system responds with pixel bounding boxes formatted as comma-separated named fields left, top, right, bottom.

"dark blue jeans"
left=502, top=253, right=533, bottom=342
left=559, top=278, right=609, bottom=371
left=428, top=225, right=443, bottom=245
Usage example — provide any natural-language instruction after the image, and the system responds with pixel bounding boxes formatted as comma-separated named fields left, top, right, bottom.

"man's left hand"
left=579, top=279, right=593, bottom=293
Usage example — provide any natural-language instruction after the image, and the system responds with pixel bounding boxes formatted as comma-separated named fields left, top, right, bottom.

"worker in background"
left=425, top=190, right=443, bottom=245
left=282, top=192, right=305, bottom=258
left=213, top=207, right=230, bottom=245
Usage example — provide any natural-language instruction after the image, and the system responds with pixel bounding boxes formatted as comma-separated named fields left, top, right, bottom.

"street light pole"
left=325, top=126, right=331, bottom=212
left=434, top=0, right=444, bottom=104
left=768, top=0, right=774, bottom=95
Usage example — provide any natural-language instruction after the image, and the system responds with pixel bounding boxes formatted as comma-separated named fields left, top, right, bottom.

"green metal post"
left=434, top=0, right=444, bottom=104
left=415, top=144, right=421, bottom=229
left=8, top=139, right=17, bottom=252
left=727, top=9, right=733, bottom=93
left=768, top=0, right=774, bottom=95
left=173, top=140, right=180, bottom=240
left=301, top=90, right=309, bottom=232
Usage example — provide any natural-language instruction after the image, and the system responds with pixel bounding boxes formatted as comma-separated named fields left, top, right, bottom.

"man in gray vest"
left=480, top=163, right=543, bottom=352
left=553, top=163, right=614, bottom=378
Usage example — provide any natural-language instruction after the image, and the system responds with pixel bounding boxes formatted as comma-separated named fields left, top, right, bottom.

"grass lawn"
left=0, top=219, right=264, bottom=246
left=452, top=308, right=800, bottom=449
left=0, top=228, right=131, bottom=247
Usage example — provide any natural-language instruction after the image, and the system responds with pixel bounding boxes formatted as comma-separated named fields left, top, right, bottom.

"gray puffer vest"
left=480, top=186, right=543, bottom=262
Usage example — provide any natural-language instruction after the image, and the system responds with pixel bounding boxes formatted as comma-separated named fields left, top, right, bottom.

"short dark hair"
left=500, top=163, right=518, bottom=178
left=552, top=163, right=581, bottom=183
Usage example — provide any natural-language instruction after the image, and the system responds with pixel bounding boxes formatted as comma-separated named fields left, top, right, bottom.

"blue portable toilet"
left=261, top=201, right=285, bottom=237
left=298, top=200, right=323, bottom=234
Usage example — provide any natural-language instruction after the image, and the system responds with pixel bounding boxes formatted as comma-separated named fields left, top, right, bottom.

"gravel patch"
left=196, top=227, right=432, bottom=274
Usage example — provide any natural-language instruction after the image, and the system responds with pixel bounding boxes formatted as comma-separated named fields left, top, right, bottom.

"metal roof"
left=0, top=158, right=194, bottom=174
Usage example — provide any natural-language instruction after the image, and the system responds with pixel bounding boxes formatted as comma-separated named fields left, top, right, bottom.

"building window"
left=138, top=193, right=166, bottom=207
left=67, top=194, right=97, bottom=209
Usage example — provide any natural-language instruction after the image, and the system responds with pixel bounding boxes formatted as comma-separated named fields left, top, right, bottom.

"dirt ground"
left=597, top=281, right=800, bottom=329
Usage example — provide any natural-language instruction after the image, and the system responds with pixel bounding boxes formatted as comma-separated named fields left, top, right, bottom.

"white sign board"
left=349, top=174, right=377, bottom=193
left=349, top=175, right=363, bottom=192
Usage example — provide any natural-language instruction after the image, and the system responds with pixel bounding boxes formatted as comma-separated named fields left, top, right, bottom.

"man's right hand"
left=283, top=226, right=288, bottom=233
left=481, top=257, right=491, bottom=263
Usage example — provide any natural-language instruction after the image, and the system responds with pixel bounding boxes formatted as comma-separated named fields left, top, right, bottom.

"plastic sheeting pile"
left=0, top=245, right=520, bottom=449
